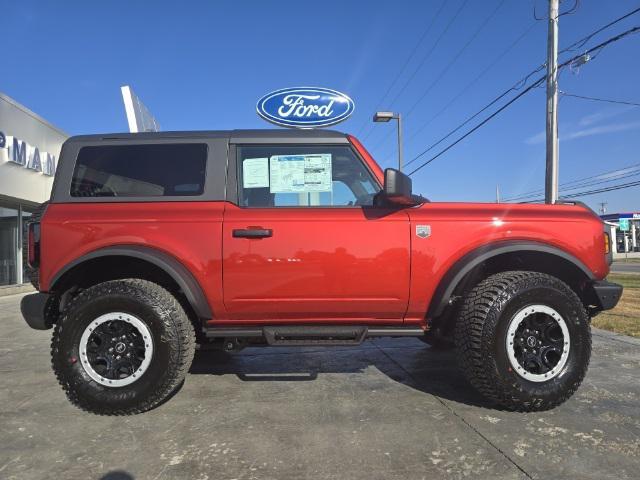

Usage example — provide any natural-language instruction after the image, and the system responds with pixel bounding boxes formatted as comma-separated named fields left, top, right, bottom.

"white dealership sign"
left=1, top=132, right=57, bottom=176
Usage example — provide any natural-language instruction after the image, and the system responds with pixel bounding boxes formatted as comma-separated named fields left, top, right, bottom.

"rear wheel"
left=455, top=271, right=591, bottom=411
left=51, top=279, right=195, bottom=415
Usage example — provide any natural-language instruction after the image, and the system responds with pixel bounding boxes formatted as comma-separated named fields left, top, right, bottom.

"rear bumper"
left=20, top=293, right=53, bottom=330
left=592, top=280, right=623, bottom=311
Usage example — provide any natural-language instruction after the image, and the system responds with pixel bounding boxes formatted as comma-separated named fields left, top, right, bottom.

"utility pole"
left=397, top=113, right=404, bottom=172
left=599, top=202, right=607, bottom=215
left=545, top=0, right=560, bottom=204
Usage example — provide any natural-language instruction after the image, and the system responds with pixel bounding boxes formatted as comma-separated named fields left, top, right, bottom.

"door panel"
left=222, top=204, right=410, bottom=322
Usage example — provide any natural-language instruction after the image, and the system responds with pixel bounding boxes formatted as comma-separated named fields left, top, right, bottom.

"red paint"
left=221, top=204, right=410, bottom=323
left=38, top=136, right=609, bottom=327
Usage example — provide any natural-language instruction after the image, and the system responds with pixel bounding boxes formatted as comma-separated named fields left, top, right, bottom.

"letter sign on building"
left=0, top=132, right=56, bottom=176
left=257, top=87, right=355, bottom=128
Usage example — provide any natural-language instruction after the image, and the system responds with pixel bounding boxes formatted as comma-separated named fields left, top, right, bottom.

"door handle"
left=232, top=228, right=273, bottom=238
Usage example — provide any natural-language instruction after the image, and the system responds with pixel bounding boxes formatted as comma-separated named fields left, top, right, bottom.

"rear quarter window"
left=70, top=143, right=207, bottom=197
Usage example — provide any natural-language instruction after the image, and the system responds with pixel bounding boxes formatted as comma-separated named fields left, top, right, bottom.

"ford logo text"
left=256, top=87, right=355, bottom=129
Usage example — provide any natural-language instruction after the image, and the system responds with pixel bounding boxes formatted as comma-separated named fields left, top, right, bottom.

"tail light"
left=28, top=222, right=41, bottom=268
left=604, top=232, right=610, bottom=254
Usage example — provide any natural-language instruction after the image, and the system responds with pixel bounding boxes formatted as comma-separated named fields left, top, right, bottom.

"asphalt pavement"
left=611, top=261, right=640, bottom=274
left=1, top=292, right=639, bottom=480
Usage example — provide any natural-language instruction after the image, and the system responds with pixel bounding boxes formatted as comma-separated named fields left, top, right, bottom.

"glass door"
left=0, top=207, right=18, bottom=286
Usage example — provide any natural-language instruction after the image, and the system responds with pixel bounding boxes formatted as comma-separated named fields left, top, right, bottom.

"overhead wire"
left=406, top=26, right=640, bottom=176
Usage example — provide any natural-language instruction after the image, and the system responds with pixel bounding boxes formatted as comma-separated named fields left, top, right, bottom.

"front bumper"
left=592, top=280, right=623, bottom=311
left=20, top=293, right=53, bottom=330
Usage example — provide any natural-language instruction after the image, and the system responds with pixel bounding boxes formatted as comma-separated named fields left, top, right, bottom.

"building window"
left=21, top=210, right=32, bottom=283
left=0, top=207, right=18, bottom=286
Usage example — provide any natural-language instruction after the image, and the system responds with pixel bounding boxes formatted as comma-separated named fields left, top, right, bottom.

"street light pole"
left=545, top=0, right=560, bottom=204
left=373, top=111, right=404, bottom=172
left=396, top=113, right=403, bottom=172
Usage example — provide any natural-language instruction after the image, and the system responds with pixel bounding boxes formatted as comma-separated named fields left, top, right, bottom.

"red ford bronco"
left=20, top=130, right=622, bottom=415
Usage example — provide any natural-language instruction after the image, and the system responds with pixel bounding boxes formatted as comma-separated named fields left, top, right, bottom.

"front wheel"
left=51, top=279, right=195, bottom=415
left=455, top=271, right=591, bottom=411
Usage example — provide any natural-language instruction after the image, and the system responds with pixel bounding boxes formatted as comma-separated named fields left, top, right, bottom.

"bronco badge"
left=416, top=225, right=431, bottom=238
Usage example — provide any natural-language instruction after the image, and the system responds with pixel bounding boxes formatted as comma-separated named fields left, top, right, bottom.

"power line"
left=406, top=26, right=640, bottom=176
left=369, top=0, right=505, bottom=149
left=406, top=0, right=506, bottom=118
left=561, top=5, right=640, bottom=52
left=383, top=0, right=470, bottom=112
left=505, top=168, right=640, bottom=202
left=504, top=165, right=640, bottom=201
left=407, top=76, right=545, bottom=175
left=560, top=91, right=640, bottom=107
left=524, top=179, right=640, bottom=202
left=395, top=6, right=640, bottom=164
left=354, top=0, right=448, bottom=137
left=401, top=63, right=546, bottom=169
left=403, top=20, right=539, bottom=146
left=504, top=162, right=640, bottom=201
left=564, top=180, right=640, bottom=198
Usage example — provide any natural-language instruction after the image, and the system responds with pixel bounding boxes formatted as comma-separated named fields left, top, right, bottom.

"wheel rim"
left=505, top=304, right=570, bottom=382
left=79, top=312, right=154, bottom=387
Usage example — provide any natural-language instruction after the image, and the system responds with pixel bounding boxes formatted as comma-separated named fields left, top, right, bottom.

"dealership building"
left=0, top=92, right=68, bottom=287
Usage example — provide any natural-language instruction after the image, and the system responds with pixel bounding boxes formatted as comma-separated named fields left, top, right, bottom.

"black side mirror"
left=381, top=168, right=418, bottom=206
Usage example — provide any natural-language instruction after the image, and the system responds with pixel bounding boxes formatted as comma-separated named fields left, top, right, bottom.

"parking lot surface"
left=1, top=292, right=639, bottom=480
left=611, top=261, right=640, bottom=274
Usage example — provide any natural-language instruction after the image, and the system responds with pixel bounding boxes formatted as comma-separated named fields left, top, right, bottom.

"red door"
left=222, top=205, right=410, bottom=323
left=221, top=143, right=410, bottom=324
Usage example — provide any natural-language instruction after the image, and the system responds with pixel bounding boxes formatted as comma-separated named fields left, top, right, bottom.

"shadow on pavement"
left=99, top=471, right=135, bottom=480
left=188, top=342, right=495, bottom=409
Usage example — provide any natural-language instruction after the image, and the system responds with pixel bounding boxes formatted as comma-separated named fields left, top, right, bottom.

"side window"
left=70, top=143, right=208, bottom=197
left=237, top=145, right=380, bottom=207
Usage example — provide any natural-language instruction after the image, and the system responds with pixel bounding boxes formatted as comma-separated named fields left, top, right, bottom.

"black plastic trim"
left=49, top=245, right=212, bottom=319
left=591, top=280, right=623, bottom=311
left=263, top=325, right=367, bottom=346
left=428, top=240, right=597, bottom=318
left=203, top=326, right=425, bottom=339
left=20, top=293, right=52, bottom=330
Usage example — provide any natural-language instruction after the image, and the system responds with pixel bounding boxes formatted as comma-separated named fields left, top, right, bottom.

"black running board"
left=204, top=325, right=425, bottom=346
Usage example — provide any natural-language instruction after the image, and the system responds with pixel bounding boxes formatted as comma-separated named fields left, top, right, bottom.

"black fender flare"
left=50, top=245, right=212, bottom=319
left=427, top=240, right=596, bottom=319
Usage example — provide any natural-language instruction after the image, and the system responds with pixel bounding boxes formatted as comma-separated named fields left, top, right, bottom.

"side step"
left=264, top=326, right=367, bottom=346
left=204, top=325, right=425, bottom=346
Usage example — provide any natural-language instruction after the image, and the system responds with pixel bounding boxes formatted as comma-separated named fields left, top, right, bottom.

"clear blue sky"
left=4, top=0, right=640, bottom=212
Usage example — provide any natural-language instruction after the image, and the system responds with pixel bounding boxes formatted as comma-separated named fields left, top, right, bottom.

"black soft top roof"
left=66, top=129, right=350, bottom=144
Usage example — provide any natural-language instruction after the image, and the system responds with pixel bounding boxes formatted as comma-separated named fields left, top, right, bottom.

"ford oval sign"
left=257, top=87, right=355, bottom=129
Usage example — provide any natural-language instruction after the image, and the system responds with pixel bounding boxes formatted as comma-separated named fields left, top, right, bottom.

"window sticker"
left=243, top=157, right=270, bottom=188
left=269, top=154, right=332, bottom=193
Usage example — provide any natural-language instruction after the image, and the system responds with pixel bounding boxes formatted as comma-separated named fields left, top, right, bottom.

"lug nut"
left=116, top=355, right=121, bottom=360
left=129, top=342, right=134, bottom=347
left=108, top=347, right=114, bottom=352
left=126, top=353, right=131, bottom=358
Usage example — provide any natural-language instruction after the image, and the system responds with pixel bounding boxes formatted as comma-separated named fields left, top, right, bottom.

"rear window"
left=70, top=143, right=207, bottom=197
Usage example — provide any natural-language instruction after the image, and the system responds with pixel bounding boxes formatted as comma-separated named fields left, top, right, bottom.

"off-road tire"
left=455, top=271, right=591, bottom=411
left=51, top=279, right=195, bottom=415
